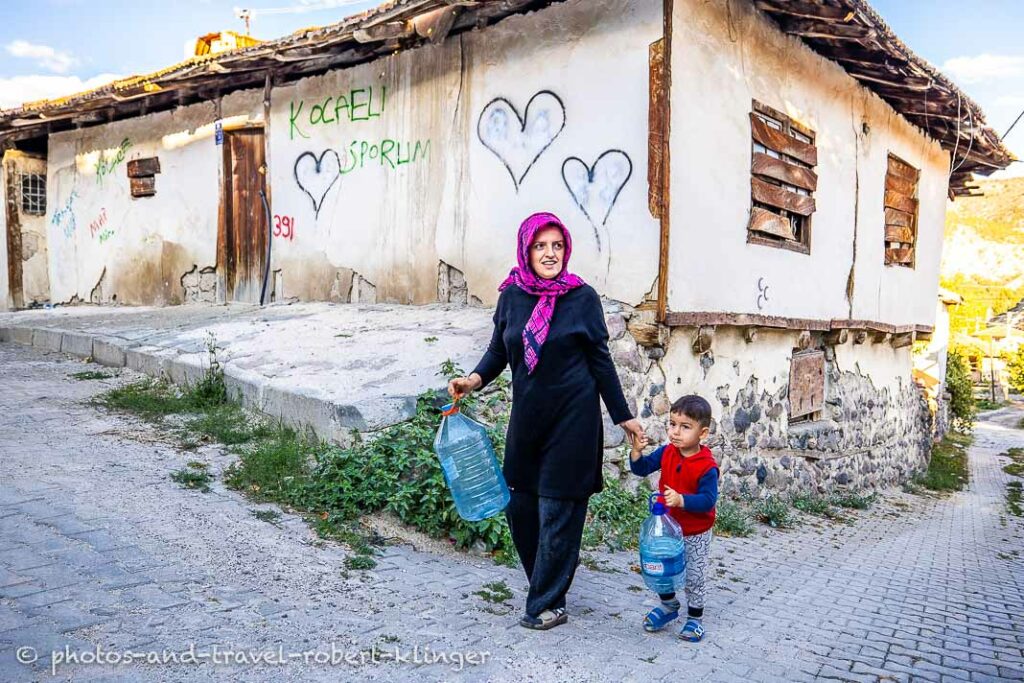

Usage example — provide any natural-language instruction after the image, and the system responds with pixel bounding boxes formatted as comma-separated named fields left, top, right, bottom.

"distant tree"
left=945, top=348, right=976, bottom=428
left=1005, top=347, right=1024, bottom=394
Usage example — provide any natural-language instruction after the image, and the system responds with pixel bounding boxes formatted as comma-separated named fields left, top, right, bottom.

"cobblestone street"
left=1, top=342, right=1022, bottom=682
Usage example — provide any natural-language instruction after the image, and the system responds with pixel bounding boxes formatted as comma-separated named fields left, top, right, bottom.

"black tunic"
left=472, top=284, right=632, bottom=500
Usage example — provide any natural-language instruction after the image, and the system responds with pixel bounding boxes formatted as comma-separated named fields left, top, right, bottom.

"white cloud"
left=942, top=54, right=1024, bottom=84
left=0, top=73, right=122, bottom=111
left=5, top=40, right=78, bottom=74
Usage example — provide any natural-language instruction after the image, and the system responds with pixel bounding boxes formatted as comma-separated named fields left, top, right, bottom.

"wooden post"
left=655, top=0, right=673, bottom=323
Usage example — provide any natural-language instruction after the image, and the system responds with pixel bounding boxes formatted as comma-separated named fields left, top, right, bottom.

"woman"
left=448, top=211, right=643, bottom=630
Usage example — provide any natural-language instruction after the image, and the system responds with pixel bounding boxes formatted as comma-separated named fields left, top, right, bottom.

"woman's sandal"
left=678, top=618, right=705, bottom=642
left=519, top=607, right=568, bottom=630
left=642, top=603, right=680, bottom=632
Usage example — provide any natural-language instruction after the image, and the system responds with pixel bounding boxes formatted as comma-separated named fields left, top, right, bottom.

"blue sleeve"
left=629, top=445, right=666, bottom=478
left=682, top=468, right=719, bottom=514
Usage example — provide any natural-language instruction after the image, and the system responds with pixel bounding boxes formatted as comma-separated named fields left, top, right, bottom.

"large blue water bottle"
left=639, top=492, right=687, bottom=594
left=434, top=400, right=510, bottom=521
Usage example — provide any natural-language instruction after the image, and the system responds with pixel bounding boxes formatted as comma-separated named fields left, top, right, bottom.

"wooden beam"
left=354, top=21, right=413, bottom=43
left=750, top=113, right=818, bottom=166
left=824, top=329, right=849, bottom=345
left=413, top=5, right=461, bottom=44
left=796, top=330, right=813, bottom=351
left=666, top=312, right=831, bottom=331
left=755, top=0, right=856, bottom=22
left=752, top=152, right=818, bottom=192
left=751, top=177, right=816, bottom=216
left=852, top=330, right=869, bottom=345
left=848, top=69, right=932, bottom=91
left=744, top=327, right=758, bottom=344
left=872, top=331, right=892, bottom=344
left=776, top=18, right=875, bottom=41
left=892, top=331, right=916, bottom=348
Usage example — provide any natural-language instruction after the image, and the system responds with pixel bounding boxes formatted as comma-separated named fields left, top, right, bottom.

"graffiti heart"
left=561, top=150, right=632, bottom=250
left=477, top=90, right=566, bottom=191
left=294, top=149, right=342, bottom=217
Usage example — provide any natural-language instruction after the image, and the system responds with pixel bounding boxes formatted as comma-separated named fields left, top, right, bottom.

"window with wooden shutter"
left=883, top=154, right=919, bottom=268
left=748, top=100, right=817, bottom=254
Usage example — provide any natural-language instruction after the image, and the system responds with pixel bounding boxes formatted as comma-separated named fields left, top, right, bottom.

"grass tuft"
left=713, top=499, right=755, bottom=537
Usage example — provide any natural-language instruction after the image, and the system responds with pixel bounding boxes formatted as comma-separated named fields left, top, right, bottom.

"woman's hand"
left=448, top=373, right=483, bottom=400
left=619, top=418, right=645, bottom=450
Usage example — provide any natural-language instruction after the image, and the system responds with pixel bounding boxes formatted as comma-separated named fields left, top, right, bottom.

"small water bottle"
left=433, top=400, right=510, bottom=522
left=639, top=492, right=687, bottom=594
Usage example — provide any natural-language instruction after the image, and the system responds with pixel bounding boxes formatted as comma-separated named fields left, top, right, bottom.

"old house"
left=0, top=0, right=1014, bottom=492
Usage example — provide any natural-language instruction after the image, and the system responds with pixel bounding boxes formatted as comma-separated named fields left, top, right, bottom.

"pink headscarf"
left=499, top=212, right=586, bottom=373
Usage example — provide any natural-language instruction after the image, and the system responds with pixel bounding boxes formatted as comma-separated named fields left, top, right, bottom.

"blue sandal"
left=643, top=601, right=680, bottom=632
left=678, top=618, right=705, bottom=641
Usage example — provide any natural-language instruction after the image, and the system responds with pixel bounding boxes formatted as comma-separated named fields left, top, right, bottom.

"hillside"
left=941, top=176, right=1024, bottom=334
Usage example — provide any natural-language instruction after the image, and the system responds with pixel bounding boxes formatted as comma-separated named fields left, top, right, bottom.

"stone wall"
left=600, top=301, right=933, bottom=495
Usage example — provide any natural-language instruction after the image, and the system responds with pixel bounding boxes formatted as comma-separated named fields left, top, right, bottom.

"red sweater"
left=658, top=444, right=719, bottom=535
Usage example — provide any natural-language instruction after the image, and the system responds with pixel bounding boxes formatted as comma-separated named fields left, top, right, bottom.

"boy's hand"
left=630, top=431, right=650, bottom=453
left=663, top=487, right=684, bottom=508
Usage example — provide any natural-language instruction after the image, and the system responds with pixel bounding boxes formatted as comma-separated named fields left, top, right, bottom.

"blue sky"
left=0, top=0, right=1021, bottom=175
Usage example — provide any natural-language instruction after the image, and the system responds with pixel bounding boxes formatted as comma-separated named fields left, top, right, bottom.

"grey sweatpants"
left=659, top=529, right=713, bottom=614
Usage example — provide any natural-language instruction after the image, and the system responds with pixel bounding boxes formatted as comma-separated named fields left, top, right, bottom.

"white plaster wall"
left=267, top=0, right=661, bottom=306
left=460, top=0, right=662, bottom=305
left=268, top=40, right=461, bottom=303
left=46, top=88, right=262, bottom=305
left=669, top=0, right=948, bottom=327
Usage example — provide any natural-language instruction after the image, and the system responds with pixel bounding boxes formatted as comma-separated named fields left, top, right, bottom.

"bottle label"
left=639, top=552, right=684, bottom=577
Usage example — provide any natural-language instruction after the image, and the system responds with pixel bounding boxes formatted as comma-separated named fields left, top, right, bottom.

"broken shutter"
left=883, top=154, right=918, bottom=267
left=789, top=350, right=825, bottom=420
left=748, top=101, right=817, bottom=252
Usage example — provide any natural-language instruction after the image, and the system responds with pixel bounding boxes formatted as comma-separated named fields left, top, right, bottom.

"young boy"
left=629, top=395, right=719, bottom=642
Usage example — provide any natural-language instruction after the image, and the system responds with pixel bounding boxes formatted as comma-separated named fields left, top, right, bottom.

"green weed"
left=713, top=499, right=755, bottom=537
left=251, top=508, right=282, bottom=525
left=1002, top=447, right=1024, bottom=478
left=753, top=495, right=794, bottom=529
left=70, top=370, right=114, bottom=380
left=912, top=432, right=971, bottom=493
left=171, top=464, right=212, bottom=492
left=1008, top=481, right=1023, bottom=517
left=829, top=491, right=876, bottom=510
left=474, top=580, right=513, bottom=604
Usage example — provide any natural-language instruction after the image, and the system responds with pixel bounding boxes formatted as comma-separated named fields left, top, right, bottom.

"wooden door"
left=222, top=128, right=267, bottom=303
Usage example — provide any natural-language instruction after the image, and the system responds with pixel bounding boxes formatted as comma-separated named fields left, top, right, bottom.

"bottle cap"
left=441, top=401, right=460, bottom=416
left=649, top=492, right=666, bottom=516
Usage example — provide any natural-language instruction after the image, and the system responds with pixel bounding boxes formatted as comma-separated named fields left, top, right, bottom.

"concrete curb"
left=0, top=322, right=420, bottom=446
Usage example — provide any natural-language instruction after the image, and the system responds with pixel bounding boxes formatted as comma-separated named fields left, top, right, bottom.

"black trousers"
left=505, top=489, right=589, bottom=618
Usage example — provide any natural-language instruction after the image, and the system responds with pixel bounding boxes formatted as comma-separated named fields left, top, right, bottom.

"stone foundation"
left=599, top=301, right=933, bottom=495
